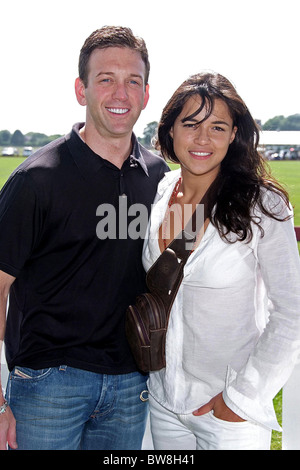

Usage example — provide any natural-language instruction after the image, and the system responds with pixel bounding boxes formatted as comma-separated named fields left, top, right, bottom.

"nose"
left=112, top=82, right=129, bottom=101
left=194, top=125, right=210, bottom=144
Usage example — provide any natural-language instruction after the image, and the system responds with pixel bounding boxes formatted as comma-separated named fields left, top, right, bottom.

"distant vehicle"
left=23, top=146, right=33, bottom=157
left=270, top=152, right=280, bottom=160
left=1, top=147, right=19, bottom=156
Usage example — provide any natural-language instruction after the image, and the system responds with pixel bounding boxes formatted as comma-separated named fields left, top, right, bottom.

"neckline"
left=158, top=176, right=213, bottom=255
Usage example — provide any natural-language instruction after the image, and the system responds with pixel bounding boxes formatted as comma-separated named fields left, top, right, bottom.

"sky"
left=0, top=0, right=299, bottom=138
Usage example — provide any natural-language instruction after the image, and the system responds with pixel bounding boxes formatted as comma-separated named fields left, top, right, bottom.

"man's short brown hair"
left=78, top=25, right=150, bottom=87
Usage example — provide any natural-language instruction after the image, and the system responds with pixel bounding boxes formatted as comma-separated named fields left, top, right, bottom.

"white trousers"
left=149, top=395, right=272, bottom=450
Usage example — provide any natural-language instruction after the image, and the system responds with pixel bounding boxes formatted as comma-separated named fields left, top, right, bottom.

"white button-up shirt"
left=142, top=169, right=300, bottom=431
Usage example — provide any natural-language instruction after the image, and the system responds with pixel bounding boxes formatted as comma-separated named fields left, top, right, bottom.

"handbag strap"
left=146, top=179, right=216, bottom=314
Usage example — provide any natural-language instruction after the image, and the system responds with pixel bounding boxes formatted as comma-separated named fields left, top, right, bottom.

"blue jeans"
left=6, top=365, right=148, bottom=450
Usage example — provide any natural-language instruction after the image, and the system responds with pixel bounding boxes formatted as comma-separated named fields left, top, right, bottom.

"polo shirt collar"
left=130, top=135, right=149, bottom=176
left=66, top=123, right=149, bottom=178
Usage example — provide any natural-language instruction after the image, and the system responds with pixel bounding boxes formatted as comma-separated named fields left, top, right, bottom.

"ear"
left=75, top=77, right=86, bottom=106
left=142, top=84, right=150, bottom=110
left=230, top=126, right=238, bottom=144
left=169, top=126, right=174, bottom=139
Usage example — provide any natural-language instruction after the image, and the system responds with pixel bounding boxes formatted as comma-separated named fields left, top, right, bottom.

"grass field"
left=0, top=156, right=299, bottom=450
left=1, top=157, right=299, bottom=215
left=0, top=157, right=26, bottom=188
left=167, top=160, right=300, bottom=226
left=269, top=161, right=300, bottom=226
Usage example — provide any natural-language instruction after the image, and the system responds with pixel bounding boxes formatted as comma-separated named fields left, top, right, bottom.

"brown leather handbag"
left=126, top=184, right=214, bottom=373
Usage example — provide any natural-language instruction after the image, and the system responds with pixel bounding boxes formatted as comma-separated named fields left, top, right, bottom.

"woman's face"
left=170, top=95, right=237, bottom=183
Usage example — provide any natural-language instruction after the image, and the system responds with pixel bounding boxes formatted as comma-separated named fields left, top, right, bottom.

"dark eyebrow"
left=181, top=117, right=199, bottom=124
left=181, top=117, right=231, bottom=127
left=96, top=72, right=114, bottom=78
left=129, top=73, right=144, bottom=79
left=211, top=120, right=231, bottom=127
left=96, top=72, right=143, bottom=80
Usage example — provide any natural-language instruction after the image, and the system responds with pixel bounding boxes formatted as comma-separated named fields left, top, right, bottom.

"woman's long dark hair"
left=155, top=72, right=291, bottom=242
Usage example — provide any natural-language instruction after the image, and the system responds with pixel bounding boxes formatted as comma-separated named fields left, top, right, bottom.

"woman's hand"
left=193, top=392, right=245, bottom=422
left=0, top=405, right=17, bottom=450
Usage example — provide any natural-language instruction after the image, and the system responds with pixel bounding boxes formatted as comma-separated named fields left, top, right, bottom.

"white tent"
left=259, top=131, right=300, bottom=147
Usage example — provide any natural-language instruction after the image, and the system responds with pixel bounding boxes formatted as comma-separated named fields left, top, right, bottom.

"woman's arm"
left=223, top=204, right=300, bottom=429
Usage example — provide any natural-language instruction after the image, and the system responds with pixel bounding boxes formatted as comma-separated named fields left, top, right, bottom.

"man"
left=0, top=26, right=169, bottom=450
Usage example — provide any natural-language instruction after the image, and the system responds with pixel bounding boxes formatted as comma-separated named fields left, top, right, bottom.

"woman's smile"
left=170, top=96, right=237, bottom=182
left=189, top=150, right=213, bottom=160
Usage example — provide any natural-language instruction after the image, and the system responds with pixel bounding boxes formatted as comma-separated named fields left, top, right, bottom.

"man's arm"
left=0, top=270, right=17, bottom=450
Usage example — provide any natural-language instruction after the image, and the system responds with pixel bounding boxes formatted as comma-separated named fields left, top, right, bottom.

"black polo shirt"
left=0, top=123, right=169, bottom=374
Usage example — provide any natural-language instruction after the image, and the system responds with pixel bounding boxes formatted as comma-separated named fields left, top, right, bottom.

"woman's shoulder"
left=258, top=185, right=292, bottom=218
left=156, top=168, right=181, bottom=194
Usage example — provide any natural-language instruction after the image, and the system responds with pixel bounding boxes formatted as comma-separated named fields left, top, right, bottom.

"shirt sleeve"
left=223, top=194, right=300, bottom=431
left=0, top=171, right=41, bottom=277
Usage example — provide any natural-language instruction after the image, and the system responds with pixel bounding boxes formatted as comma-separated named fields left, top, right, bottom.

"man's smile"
left=106, top=107, right=130, bottom=115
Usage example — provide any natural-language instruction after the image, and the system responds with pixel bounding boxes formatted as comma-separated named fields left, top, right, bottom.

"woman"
left=142, top=72, right=300, bottom=450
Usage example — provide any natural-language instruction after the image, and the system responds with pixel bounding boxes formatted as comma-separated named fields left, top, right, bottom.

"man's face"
left=75, top=47, right=149, bottom=140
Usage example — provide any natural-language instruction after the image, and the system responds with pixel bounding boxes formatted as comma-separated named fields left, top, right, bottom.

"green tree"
left=139, top=121, right=158, bottom=148
left=263, top=114, right=300, bottom=131
left=0, top=129, right=62, bottom=148
left=284, top=114, right=300, bottom=131
left=0, top=130, right=11, bottom=145
left=11, top=129, right=25, bottom=146
left=25, top=132, right=57, bottom=146
left=263, top=115, right=286, bottom=130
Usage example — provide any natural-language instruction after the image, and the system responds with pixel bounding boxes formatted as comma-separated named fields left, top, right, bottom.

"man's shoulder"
left=17, top=135, right=67, bottom=172
left=138, top=142, right=169, bottom=171
left=2, top=135, right=70, bottom=195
